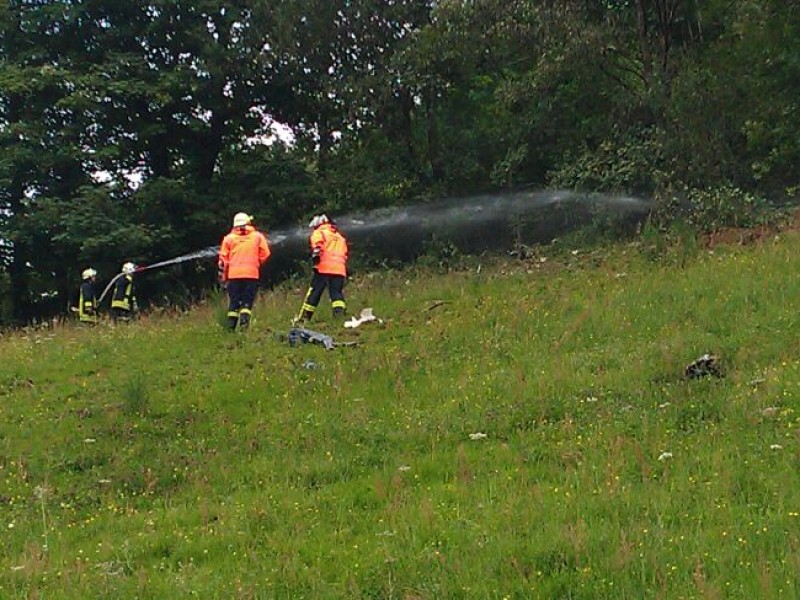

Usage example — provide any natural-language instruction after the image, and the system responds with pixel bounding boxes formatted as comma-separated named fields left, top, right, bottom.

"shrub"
left=548, top=127, right=669, bottom=196
left=685, top=184, right=769, bottom=231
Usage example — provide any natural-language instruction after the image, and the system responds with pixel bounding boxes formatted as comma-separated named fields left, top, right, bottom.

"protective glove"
left=311, top=249, right=321, bottom=265
left=217, top=263, right=226, bottom=283
left=132, top=298, right=139, bottom=312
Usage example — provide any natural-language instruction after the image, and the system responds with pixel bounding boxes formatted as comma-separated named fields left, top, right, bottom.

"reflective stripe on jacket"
left=111, top=274, right=135, bottom=311
left=219, top=225, right=271, bottom=280
left=79, top=281, right=98, bottom=323
left=311, top=223, right=348, bottom=276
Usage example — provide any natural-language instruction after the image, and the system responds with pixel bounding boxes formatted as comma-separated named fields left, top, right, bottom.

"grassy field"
left=2, top=230, right=800, bottom=599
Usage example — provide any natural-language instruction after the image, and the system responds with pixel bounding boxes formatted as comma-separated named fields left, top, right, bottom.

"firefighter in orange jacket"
left=218, top=212, right=271, bottom=331
left=296, top=214, right=348, bottom=323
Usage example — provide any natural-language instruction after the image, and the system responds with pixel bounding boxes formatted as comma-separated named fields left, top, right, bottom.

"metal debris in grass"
left=286, top=327, right=358, bottom=350
left=425, top=300, right=448, bottom=312
left=684, top=353, right=722, bottom=379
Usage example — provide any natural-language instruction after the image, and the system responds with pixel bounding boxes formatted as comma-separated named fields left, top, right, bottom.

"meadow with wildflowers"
left=2, top=229, right=800, bottom=598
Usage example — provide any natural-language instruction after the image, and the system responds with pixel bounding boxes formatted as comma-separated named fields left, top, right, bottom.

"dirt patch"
left=703, top=208, right=800, bottom=249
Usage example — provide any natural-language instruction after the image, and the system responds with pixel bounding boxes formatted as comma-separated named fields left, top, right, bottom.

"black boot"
left=227, top=315, right=238, bottom=331
left=238, top=312, right=251, bottom=331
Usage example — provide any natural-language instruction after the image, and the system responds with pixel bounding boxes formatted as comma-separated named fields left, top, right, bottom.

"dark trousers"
left=299, top=272, right=346, bottom=320
left=111, top=307, right=132, bottom=322
left=226, top=279, right=258, bottom=330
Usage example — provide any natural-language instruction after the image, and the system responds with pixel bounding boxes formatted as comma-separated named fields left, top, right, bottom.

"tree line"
left=1, top=0, right=798, bottom=323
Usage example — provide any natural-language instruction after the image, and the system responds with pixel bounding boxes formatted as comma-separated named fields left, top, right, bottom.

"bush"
left=548, top=127, right=669, bottom=196
left=685, top=184, right=769, bottom=231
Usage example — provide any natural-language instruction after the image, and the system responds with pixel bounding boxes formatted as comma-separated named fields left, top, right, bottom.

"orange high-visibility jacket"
left=219, top=225, right=271, bottom=280
left=311, top=223, right=348, bottom=276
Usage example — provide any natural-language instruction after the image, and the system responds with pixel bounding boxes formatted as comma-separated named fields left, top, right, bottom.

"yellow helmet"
left=81, top=268, right=97, bottom=280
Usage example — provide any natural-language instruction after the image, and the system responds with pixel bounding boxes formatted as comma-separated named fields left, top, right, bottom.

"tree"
left=0, top=2, right=91, bottom=320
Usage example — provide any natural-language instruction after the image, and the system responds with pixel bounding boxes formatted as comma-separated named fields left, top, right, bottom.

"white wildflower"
left=33, top=485, right=50, bottom=500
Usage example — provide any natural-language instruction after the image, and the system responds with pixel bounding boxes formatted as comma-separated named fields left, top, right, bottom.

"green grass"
left=2, top=233, right=800, bottom=598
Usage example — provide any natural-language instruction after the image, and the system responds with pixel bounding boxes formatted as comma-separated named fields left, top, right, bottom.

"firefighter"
left=218, top=212, right=271, bottom=331
left=295, top=214, right=349, bottom=323
left=78, top=268, right=99, bottom=324
left=111, top=262, right=138, bottom=322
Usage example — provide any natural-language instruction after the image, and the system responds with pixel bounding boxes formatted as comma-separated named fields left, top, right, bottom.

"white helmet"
left=233, top=212, right=252, bottom=228
left=122, top=262, right=136, bottom=275
left=82, top=268, right=97, bottom=280
left=308, top=214, right=329, bottom=229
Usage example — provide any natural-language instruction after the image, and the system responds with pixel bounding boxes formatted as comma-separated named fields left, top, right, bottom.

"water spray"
left=96, top=190, right=652, bottom=305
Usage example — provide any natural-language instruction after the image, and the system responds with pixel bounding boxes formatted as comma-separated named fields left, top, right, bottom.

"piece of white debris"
left=657, top=451, right=673, bottom=462
left=344, top=307, right=382, bottom=329
left=770, top=444, right=783, bottom=450
left=469, top=432, right=488, bottom=441
left=397, top=465, right=411, bottom=472
left=761, top=407, right=779, bottom=418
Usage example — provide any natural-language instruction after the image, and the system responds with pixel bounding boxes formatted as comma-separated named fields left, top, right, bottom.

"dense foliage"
left=2, top=0, right=798, bottom=322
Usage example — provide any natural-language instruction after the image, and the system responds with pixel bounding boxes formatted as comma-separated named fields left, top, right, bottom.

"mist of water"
left=99, top=189, right=652, bottom=303
left=141, top=247, right=220, bottom=270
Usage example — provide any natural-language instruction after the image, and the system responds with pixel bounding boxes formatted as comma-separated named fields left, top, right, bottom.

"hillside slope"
left=2, top=233, right=800, bottom=598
